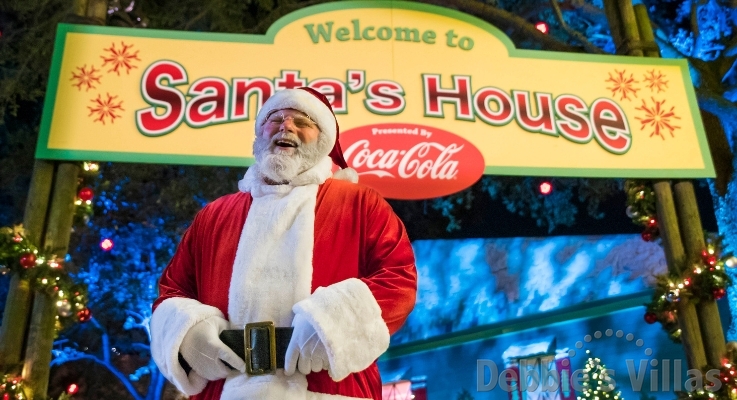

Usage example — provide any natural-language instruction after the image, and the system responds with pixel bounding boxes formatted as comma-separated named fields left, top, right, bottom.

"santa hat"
left=255, top=87, right=358, bottom=183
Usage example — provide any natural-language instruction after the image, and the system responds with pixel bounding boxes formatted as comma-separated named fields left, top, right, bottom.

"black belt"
left=179, top=322, right=294, bottom=376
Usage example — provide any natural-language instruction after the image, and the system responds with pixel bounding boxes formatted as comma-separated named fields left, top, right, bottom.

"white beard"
left=253, top=130, right=332, bottom=183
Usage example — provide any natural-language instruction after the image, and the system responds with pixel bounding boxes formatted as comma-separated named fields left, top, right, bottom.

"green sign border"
left=36, top=1, right=715, bottom=178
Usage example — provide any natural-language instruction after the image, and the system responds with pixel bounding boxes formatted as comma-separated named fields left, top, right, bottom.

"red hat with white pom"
left=255, top=87, right=358, bottom=183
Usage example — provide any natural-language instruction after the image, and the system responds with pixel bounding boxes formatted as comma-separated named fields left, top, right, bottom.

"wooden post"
left=602, top=0, right=624, bottom=51
left=86, top=0, right=108, bottom=25
left=0, top=160, right=54, bottom=372
left=633, top=1, right=724, bottom=370
left=19, top=0, right=107, bottom=396
left=617, top=0, right=643, bottom=56
left=673, top=181, right=727, bottom=368
left=653, top=182, right=708, bottom=369
left=633, top=4, right=659, bottom=58
left=22, top=163, right=80, bottom=399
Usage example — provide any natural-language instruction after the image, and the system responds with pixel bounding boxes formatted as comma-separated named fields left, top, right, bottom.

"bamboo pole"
left=18, top=1, right=108, bottom=397
left=633, top=1, right=724, bottom=369
left=633, top=4, right=659, bottom=58
left=72, top=0, right=88, bottom=18
left=674, top=181, right=727, bottom=368
left=617, top=0, right=643, bottom=56
left=654, top=182, right=708, bottom=369
left=86, top=0, right=108, bottom=25
left=22, top=163, right=79, bottom=399
left=602, top=0, right=624, bottom=51
left=0, top=160, right=55, bottom=372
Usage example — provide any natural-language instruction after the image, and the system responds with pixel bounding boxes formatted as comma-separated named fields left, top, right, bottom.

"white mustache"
left=269, top=132, right=302, bottom=149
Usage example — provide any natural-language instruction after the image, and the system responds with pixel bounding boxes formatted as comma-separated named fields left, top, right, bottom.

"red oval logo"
left=339, top=123, right=485, bottom=200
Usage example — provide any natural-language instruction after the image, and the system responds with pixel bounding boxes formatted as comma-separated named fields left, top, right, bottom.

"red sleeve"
left=360, top=190, right=417, bottom=334
left=152, top=209, right=204, bottom=311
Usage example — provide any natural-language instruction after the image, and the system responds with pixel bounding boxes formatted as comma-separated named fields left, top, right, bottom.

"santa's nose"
left=279, top=118, right=298, bottom=132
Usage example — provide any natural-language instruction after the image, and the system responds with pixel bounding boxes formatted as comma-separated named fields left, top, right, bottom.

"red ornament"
left=644, top=312, right=658, bottom=324
left=67, top=383, right=79, bottom=395
left=78, top=187, right=94, bottom=202
left=714, top=288, right=727, bottom=300
left=641, top=231, right=653, bottom=242
left=539, top=181, right=553, bottom=195
left=99, top=238, right=114, bottom=252
left=647, top=218, right=657, bottom=227
left=664, top=311, right=677, bottom=323
left=19, top=253, right=36, bottom=268
left=706, top=255, right=718, bottom=267
left=3, top=393, right=8, bottom=400
left=535, top=21, right=549, bottom=34
left=77, top=308, right=92, bottom=322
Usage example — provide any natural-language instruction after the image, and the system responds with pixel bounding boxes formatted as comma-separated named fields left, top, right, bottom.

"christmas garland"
left=625, top=180, right=735, bottom=342
left=0, top=375, right=77, bottom=400
left=0, top=226, right=91, bottom=332
left=643, top=235, right=734, bottom=342
left=625, top=180, right=660, bottom=242
left=0, top=375, right=27, bottom=400
left=677, top=342, right=737, bottom=399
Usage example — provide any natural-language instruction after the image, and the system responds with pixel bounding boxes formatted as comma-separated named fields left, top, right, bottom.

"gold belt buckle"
left=244, top=321, right=276, bottom=375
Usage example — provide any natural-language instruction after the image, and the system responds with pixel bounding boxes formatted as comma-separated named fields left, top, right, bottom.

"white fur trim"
left=150, top=297, right=223, bottom=395
left=256, top=89, right=337, bottom=143
left=228, top=168, right=320, bottom=329
left=332, top=167, right=358, bottom=183
left=307, top=392, right=371, bottom=400
left=220, top=369, right=368, bottom=400
left=293, top=278, right=390, bottom=381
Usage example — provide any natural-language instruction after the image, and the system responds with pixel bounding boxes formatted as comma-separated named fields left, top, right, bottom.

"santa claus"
left=150, top=87, right=417, bottom=400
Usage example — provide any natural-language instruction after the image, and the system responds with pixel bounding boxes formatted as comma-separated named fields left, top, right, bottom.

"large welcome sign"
left=37, top=1, right=714, bottom=199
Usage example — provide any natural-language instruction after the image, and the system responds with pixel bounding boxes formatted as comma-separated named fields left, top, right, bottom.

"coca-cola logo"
left=339, top=123, right=485, bottom=200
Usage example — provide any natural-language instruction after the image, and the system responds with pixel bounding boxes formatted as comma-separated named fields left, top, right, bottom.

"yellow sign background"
left=38, top=1, right=713, bottom=178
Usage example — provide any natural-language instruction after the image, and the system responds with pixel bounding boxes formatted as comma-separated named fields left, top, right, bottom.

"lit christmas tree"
left=577, top=350, right=623, bottom=400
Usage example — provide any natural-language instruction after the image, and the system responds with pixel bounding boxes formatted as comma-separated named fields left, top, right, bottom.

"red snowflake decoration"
left=635, top=97, right=681, bottom=140
left=88, top=93, right=124, bottom=125
left=100, top=42, right=140, bottom=75
left=70, top=65, right=102, bottom=91
left=643, top=69, right=669, bottom=93
left=605, top=69, right=640, bottom=101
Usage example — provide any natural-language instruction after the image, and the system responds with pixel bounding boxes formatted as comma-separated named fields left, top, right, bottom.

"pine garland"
left=644, top=235, right=734, bottom=342
left=677, top=343, right=737, bottom=399
left=624, top=180, right=659, bottom=242
left=0, top=226, right=90, bottom=332
left=0, top=375, right=28, bottom=400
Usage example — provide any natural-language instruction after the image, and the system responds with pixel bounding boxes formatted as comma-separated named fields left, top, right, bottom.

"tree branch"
left=244, top=0, right=336, bottom=34
left=411, top=0, right=588, bottom=53
left=51, top=353, right=144, bottom=400
left=549, top=0, right=606, bottom=54
left=696, top=87, right=737, bottom=131
left=181, top=8, right=209, bottom=31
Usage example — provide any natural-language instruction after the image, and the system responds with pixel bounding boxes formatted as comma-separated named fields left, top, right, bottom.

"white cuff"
left=293, top=278, right=390, bottom=381
left=150, top=297, right=223, bottom=395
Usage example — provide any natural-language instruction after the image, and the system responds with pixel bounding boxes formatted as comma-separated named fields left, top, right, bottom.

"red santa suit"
left=150, top=89, right=417, bottom=400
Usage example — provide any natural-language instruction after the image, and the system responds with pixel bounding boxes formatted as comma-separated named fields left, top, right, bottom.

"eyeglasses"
left=265, top=112, right=318, bottom=129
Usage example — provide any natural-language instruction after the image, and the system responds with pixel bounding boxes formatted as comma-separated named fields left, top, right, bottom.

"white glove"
left=179, top=316, right=246, bottom=380
left=284, top=314, right=330, bottom=376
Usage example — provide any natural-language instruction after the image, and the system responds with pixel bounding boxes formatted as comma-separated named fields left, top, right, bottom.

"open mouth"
left=275, top=139, right=298, bottom=148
